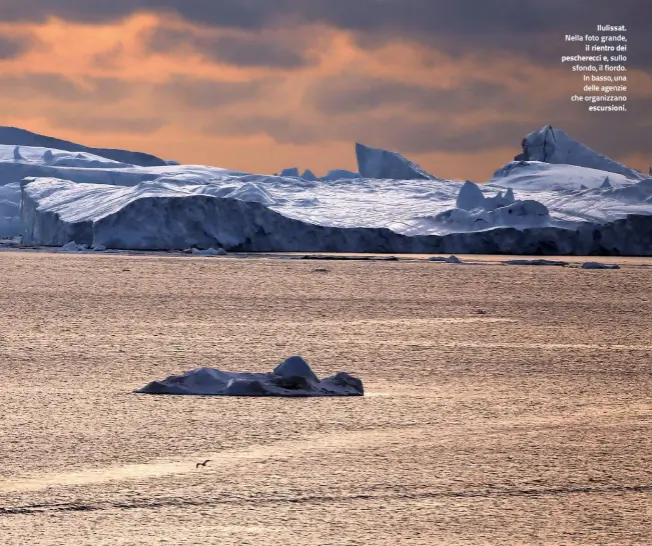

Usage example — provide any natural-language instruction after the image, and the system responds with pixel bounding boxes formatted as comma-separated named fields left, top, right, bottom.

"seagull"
left=196, top=460, right=212, bottom=468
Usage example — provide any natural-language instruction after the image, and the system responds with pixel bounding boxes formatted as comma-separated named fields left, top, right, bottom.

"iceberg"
left=190, top=247, right=227, bottom=256
left=0, top=181, right=21, bottom=236
left=135, top=356, right=364, bottom=397
left=18, top=167, right=652, bottom=255
left=279, top=167, right=300, bottom=177
left=504, top=259, right=568, bottom=266
left=2, top=124, right=651, bottom=255
left=60, top=241, right=88, bottom=252
left=301, top=169, right=319, bottom=181
left=428, top=255, right=462, bottom=263
left=356, top=142, right=435, bottom=180
left=515, top=125, right=644, bottom=180
left=581, top=261, right=620, bottom=269
left=456, top=181, right=486, bottom=210
left=321, top=169, right=361, bottom=181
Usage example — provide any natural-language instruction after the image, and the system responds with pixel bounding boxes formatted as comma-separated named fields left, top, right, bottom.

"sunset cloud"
left=0, top=2, right=648, bottom=180
left=154, top=75, right=276, bottom=109
left=144, top=25, right=318, bottom=69
left=48, top=114, right=166, bottom=134
left=0, top=73, right=133, bottom=102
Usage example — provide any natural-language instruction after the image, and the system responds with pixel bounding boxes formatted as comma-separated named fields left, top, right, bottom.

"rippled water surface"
left=1, top=252, right=651, bottom=545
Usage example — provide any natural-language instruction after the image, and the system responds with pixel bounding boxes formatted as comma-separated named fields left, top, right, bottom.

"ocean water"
left=1, top=252, right=652, bottom=545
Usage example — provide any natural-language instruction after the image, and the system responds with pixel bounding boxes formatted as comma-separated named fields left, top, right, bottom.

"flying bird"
left=196, top=460, right=212, bottom=468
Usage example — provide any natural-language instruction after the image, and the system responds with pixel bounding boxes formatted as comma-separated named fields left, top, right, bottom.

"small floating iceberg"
left=60, top=241, right=88, bottom=252
left=581, top=261, right=621, bottom=270
left=191, top=247, right=228, bottom=256
left=135, top=356, right=364, bottom=397
left=504, top=259, right=568, bottom=266
left=428, top=255, right=462, bottom=264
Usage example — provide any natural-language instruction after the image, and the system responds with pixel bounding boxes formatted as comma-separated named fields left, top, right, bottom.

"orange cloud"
left=0, top=14, right=649, bottom=180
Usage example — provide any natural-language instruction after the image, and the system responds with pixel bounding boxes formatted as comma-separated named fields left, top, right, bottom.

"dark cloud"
left=352, top=110, right=648, bottom=160
left=346, top=96, right=652, bottom=158
left=203, top=114, right=321, bottom=144
left=0, top=31, right=35, bottom=59
left=549, top=103, right=652, bottom=158
left=0, top=73, right=133, bottom=102
left=1, top=1, right=649, bottom=65
left=145, top=26, right=312, bottom=68
left=2, top=0, right=646, bottom=31
left=206, top=110, right=650, bottom=177
left=338, top=117, right=530, bottom=156
left=153, top=75, right=274, bottom=109
left=201, top=109, right=529, bottom=152
left=0, top=36, right=22, bottom=59
left=304, top=69, right=651, bottom=158
left=0, top=0, right=278, bottom=26
left=0, top=72, right=271, bottom=110
left=202, top=90, right=652, bottom=162
left=309, top=75, right=510, bottom=115
left=50, top=115, right=165, bottom=134
left=346, top=3, right=650, bottom=69
left=91, top=43, right=126, bottom=69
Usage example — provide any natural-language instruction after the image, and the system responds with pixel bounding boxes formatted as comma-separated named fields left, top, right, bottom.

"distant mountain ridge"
left=0, top=126, right=167, bottom=167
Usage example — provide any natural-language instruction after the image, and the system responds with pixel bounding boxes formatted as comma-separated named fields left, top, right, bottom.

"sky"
left=0, top=1, right=650, bottom=181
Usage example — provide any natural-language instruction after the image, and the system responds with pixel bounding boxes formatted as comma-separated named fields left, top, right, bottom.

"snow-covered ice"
left=515, top=125, right=645, bottom=180
left=1, top=124, right=651, bottom=255
left=135, top=356, right=364, bottom=397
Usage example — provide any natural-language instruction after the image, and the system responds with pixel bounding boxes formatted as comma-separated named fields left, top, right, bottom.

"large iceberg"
left=19, top=174, right=652, bottom=254
left=515, top=125, right=644, bottom=180
left=3, top=125, right=652, bottom=255
left=136, top=356, right=364, bottom=397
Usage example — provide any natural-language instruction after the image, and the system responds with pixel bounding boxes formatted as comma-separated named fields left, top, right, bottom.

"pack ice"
left=3, top=125, right=652, bottom=255
left=136, top=356, right=364, bottom=397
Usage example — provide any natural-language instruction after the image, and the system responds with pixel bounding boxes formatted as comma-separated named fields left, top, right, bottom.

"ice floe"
left=136, top=356, right=364, bottom=397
